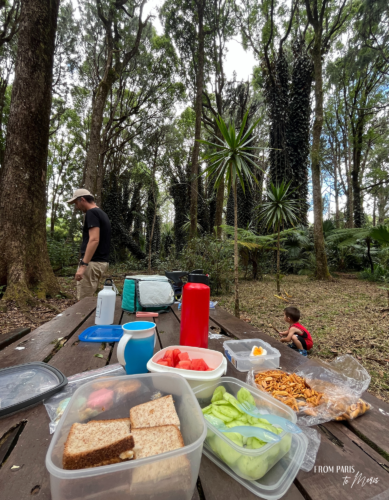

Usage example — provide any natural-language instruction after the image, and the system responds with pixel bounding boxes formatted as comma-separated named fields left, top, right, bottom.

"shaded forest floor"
left=213, top=274, right=389, bottom=403
left=1, top=272, right=387, bottom=403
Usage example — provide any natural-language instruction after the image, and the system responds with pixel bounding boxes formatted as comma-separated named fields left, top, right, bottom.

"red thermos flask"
left=180, top=273, right=210, bottom=348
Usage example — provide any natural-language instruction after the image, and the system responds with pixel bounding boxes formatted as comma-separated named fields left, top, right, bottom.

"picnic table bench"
left=0, top=297, right=388, bottom=500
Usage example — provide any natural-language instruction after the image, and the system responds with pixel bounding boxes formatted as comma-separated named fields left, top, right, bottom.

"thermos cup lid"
left=188, top=273, right=209, bottom=286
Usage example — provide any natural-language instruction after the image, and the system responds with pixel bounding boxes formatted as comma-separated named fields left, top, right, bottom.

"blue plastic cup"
left=117, top=321, right=156, bottom=375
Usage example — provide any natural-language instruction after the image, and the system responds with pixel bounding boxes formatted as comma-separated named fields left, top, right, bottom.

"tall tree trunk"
left=148, top=151, right=158, bottom=274
left=148, top=210, right=157, bottom=275
left=311, top=42, right=331, bottom=280
left=215, top=179, right=225, bottom=238
left=346, top=176, right=353, bottom=227
left=0, top=76, right=9, bottom=170
left=378, top=189, right=387, bottom=224
left=83, top=6, right=148, bottom=201
left=352, top=120, right=365, bottom=228
left=372, top=195, right=376, bottom=226
left=0, top=0, right=60, bottom=304
left=83, top=57, right=114, bottom=197
left=214, top=123, right=225, bottom=238
left=334, top=147, right=340, bottom=228
left=366, top=238, right=374, bottom=273
left=233, top=182, right=240, bottom=318
left=276, top=223, right=281, bottom=293
left=189, top=1, right=205, bottom=239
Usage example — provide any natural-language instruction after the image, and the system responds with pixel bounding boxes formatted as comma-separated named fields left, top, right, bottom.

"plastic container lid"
left=78, top=325, right=123, bottom=343
left=0, top=362, right=67, bottom=418
left=223, top=339, right=281, bottom=372
left=147, top=345, right=227, bottom=382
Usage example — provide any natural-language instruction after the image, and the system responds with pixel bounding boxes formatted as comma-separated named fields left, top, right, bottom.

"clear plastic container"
left=46, top=373, right=207, bottom=500
left=147, top=345, right=227, bottom=395
left=192, top=377, right=306, bottom=493
left=203, top=433, right=308, bottom=499
left=224, top=339, right=281, bottom=372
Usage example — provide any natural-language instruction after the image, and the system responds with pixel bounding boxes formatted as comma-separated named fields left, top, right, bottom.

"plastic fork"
left=238, top=401, right=302, bottom=434
left=205, top=414, right=281, bottom=443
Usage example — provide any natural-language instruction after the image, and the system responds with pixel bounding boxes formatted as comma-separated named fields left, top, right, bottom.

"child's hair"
left=284, top=306, right=300, bottom=323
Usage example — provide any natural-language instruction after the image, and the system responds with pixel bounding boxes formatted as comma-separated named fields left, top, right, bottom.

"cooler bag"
left=121, top=275, right=175, bottom=313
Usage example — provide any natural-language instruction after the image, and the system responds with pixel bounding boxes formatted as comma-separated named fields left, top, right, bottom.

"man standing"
left=67, top=189, right=111, bottom=300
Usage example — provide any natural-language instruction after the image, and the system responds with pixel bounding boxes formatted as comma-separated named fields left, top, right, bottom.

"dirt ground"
left=0, top=277, right=77, bottom=335
left=213, top=274, right=389, bottom=403
left=1, top=273, right=388, bottom=404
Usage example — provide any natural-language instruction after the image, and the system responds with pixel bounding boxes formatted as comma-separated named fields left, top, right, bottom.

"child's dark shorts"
left=291, top=335, right=307, bottom=350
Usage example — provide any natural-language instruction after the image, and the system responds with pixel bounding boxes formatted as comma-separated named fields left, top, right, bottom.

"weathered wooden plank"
left=295, top=422, right=389, bottom=500
left=48, top=297, right=122, bottom=377
left=191, top=484, right=201, bottom=500
left=154, top=310, right=182, bottom=348
left=0, top=404, right=52, bottom=499
left=0, top=422, right=23, bottom=466
left=0, top=297, right=96, bottom=369
left=0, top=327, right=31, bottom=351
left=329, top=421, right=389, bottom=470
left=0, top=298, right=122, bottom=499
left=346, top=391, right=389, bottom=457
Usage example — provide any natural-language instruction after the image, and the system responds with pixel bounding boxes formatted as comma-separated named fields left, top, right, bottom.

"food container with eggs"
left=223, top=339, right=281, bottom=372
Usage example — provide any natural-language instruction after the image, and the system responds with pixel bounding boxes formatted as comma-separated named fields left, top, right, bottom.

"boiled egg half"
left=249, top=346, right=267, bottom=357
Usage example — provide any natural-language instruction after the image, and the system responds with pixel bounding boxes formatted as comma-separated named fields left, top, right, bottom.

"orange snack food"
left=253, top=370, right=324, bottom=412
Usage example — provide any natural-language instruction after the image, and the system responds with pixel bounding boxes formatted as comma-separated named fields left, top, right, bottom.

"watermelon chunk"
left=191, top=358, right=209, bottom=371
left=163, top=350, right=174, bottom=367
left=178, top=352, right=190, bottom=361
left=176, top=360, right=193, bottom=370
left=156, top=360, right=169, bottom=366
left=173, top=348, right=181, bottom=367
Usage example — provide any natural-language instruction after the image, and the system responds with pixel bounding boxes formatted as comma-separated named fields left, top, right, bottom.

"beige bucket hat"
left=66, top=188, right=93, bottom=204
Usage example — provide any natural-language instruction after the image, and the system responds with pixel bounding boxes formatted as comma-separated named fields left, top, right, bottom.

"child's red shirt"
left=289, top=322, right=313, bottom=350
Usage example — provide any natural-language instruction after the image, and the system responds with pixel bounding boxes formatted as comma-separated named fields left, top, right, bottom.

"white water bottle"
left=95, top=279, right=116, bottom=325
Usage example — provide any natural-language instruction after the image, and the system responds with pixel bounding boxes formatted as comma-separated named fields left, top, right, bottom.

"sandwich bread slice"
left=131, top=424, right=184, bottom=459
left=63, top=418, right=134, bottom=470
left=130, top=425, right=189, bottom=498
left=129, top=395, right=180, bottom=429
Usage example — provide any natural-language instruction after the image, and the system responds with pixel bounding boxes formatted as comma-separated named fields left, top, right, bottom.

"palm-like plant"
left=200, top=111, right=262, bottom=318
left=259, top=181, right=299, bottom=292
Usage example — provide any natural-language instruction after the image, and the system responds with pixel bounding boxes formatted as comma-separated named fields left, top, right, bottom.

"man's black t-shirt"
left=81, top=208, right=111, bottom=262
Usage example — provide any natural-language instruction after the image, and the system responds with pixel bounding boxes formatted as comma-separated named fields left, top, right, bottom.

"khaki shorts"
left=76, top=261, right=109, bottom=301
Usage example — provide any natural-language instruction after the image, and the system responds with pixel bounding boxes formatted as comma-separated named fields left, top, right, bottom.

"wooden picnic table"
left=0, top=298, right=388, bottom=500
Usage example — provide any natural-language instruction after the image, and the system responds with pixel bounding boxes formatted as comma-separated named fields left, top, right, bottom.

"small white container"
left=95, top=279, right=116, bottom=325
left=223, top=339, right=281, bottom=372
left=147, top=345, right=227, bottom=395
left=46, top=373, right=207, bottom=500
